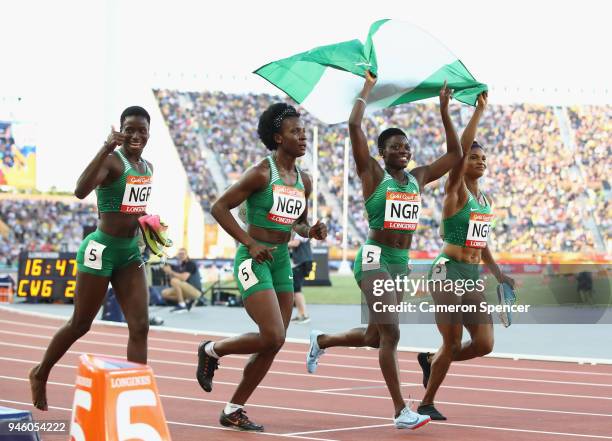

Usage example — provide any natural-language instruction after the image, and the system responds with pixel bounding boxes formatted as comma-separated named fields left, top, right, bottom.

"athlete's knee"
left=68, top=318, right=92, bottom=337
left=261, top=328, right=285, bottom=353
left=378, top=325, right=400, bottom=346
left=443, top=339, right=462, bottom=358
left=364, top=331, right=380, bottom=348
left=474, top=337, right=494, bottom=357
left=128, top=317, right=149, bottom=340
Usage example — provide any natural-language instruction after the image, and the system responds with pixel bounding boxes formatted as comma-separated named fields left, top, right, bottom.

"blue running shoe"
left=306, top=330, right=325, bottom=374
left=394, top=406, right=431, bottom=430
left=497, top=282, right=517, bottom=327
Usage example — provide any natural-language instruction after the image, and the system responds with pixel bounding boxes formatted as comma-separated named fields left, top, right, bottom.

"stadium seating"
left=153, top=90, right=608, bottom=254
left=0, top=199, right=98, bottom=266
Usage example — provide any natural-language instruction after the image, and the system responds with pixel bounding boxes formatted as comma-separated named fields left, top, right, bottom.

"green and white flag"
left=254, top=19, right=487, bottom=124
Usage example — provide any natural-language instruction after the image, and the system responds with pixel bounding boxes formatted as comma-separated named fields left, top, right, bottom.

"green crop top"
left=96, top=149, right=152, bottom=214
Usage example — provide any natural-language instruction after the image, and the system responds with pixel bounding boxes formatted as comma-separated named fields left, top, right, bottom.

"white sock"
left=224, top=402, right=243, bottom=415
left=204, top=341, right=219, bottom=359
left=178, top=302, right=186, bottom=307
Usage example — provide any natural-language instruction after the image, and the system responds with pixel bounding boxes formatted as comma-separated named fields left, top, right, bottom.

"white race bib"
left=268, top=185, right=305, bottom=225
left=84, top=240, right=106, bottom=270
left=465, top=212, right=494, bottom=248
left=237, top=259, right=258, bottom=291
left=384, top=191, right=421, bottom=231
left=431, top=256, right=449, bottom=281
left=121, top=175, right=152, bottom=214
left=362, top=244, right=382, bottom=271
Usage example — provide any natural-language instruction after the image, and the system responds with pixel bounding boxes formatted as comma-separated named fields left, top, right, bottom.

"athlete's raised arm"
left=75, top=126, right=124, bottom=199
left=411, top=82, right=462, bottom=188
left=349, top=71, right=384, bottom=196
left=446, top=92, right=488, bottom=194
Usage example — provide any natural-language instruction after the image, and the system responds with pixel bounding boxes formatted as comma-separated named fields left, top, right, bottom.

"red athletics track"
left=0, top=308, right=611, bottom=441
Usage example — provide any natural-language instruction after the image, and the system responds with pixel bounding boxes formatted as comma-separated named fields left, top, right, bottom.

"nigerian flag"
left=254, top=19, right=487, bottom=124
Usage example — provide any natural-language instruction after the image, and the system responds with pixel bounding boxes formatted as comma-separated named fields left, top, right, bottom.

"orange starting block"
left=69, top=354, right=171, bottom=441
left=0, top=282, right=13, bottom=303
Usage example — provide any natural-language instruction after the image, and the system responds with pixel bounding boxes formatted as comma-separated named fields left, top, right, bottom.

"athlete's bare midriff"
left=248, top=224, right=291, bottom=245
left=442, top=242, right=482, bottom=264
left=368, top=229, right=413, bottom=249
left=98, top=212, right=142, bottom=238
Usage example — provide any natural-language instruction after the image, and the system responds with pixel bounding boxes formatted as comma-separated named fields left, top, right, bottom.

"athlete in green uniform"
left=307, top=72, right=462, bottom=430
left=416, top=92, right=515, bottom=420
left=195, top=103, right=327, bottom=432
left=29, top=106, right=154, bottom=410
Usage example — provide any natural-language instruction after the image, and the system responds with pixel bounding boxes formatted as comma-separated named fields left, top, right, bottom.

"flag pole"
left=312, top=126, right=318, bottom=222
left=338, top=137, right=352, bottom=275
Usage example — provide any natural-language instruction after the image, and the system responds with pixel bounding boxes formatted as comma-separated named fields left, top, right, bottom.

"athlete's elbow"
left=74, top=187, right=87, bottom=199
left=210, top=201, right=220, bottom=219
left=210, top=200, right=226, bottom=221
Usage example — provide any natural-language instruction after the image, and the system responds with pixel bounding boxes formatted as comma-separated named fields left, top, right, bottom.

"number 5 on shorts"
left=362, top=244, right=381, bottom=271
left=238, top=259, right=258, bottom=291
left=431, top=257, right=449, bottom=281
left=84, top=240, right=106, bottom=271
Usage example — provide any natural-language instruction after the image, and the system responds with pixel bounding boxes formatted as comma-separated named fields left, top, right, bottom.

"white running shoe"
left=393, top=406, right=431, bottom=430
left=306, top=329, right=325, bottom=373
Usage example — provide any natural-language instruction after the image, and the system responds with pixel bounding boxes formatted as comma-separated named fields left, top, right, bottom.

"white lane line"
left=0, top=341, right=387, bottom=385
left=2, top=380, right=610, bottom=440
left=2, top=357, right=612, bottom=417
left=2, top=343, right=611, bottom=402
left=284, top=421, right=612, bottom=439
left=283, top=423, right=394, bottom=436
left=0, top=398, right=339, bottom=441
left=4, top=317, right=612, bottom=377
left=1, top=330, right=609, bottom=388
left=3, top=306, right=612, bottom=366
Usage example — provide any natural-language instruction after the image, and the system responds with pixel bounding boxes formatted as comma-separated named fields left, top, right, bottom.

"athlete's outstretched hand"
left=476, top=91, right=488, bottom=110
left=308, top=220, right=327, bottom=240
left=439, top=80, right=453, bottom=112
left=103, top=125, right=126, bottom=152
left=247, top=242, right=276, bottom=264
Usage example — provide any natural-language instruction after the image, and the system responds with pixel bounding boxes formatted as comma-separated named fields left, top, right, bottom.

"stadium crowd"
left=154, top=90, right=606, bottom=254
left=478, top=104, right=597, bottom=253
left=155, top=90, right=346, bottom=244
left=0, top=123, right=16, bottom=168
left=568, top=105, right=611, bottom=252
left=0, top=199, right=98, bottom=266
left=155, top=89, right=219, bottom=212
left=0, top=96, right=607, bottom=264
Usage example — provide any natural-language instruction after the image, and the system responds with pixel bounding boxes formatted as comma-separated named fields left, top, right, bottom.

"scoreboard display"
left=17, top=252, right=78, bottom=300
